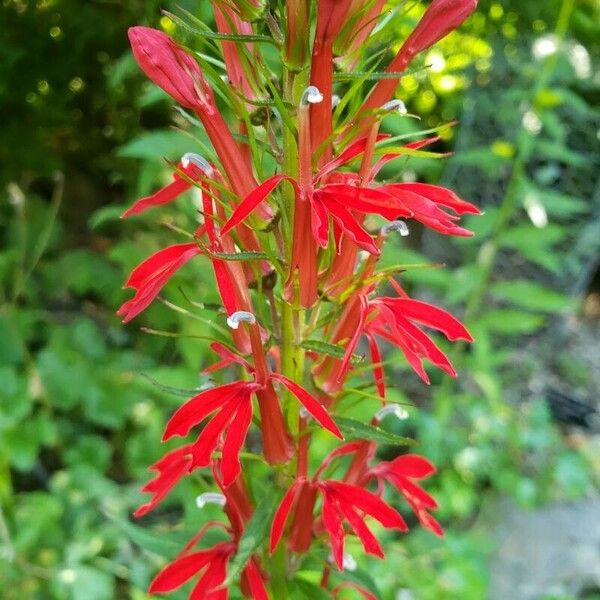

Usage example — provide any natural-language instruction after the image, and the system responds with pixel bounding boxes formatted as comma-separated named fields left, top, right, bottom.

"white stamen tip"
left=374, top=404, right=409, bottom=424
left=382, top=220, right=410, bottom=237
left=196, top=493, right=226, bottom=509
left=301, top=86, right=323, bottom=106
left=227, top=311, right=256, bottom=330
left=381, top=99, right=408, bottom=115
left=299, top=407, right=310, bottom=419
left=332, top=94, right=341, bottom=108
left=181, top=153, right=212, bottom=174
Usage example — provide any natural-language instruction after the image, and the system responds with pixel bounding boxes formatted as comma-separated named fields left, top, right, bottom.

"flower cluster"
left=120, top=1, right=478, bottom=597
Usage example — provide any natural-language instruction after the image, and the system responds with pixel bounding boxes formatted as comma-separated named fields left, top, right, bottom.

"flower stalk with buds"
left=119, top=2, right=479, bottom=597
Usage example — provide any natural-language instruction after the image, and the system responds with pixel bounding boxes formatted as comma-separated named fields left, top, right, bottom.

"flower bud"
left=128, top=26, right=214, bottom=112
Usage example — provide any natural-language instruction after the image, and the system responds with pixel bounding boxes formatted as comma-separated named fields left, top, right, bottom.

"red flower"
left=150, top=540, right=236, bottom=599
left=318, top=439, right=444, bottom=538
left=134, top=445, right=194, bottom=518
left=334, top=291, right=473, bottom=388
left=137, top=371, right=341, bottom=500
left=368, top=455, right=443, bottom=537
left=117, top=243, right=201, bottom=323
left=149, top=516, right=268, bottom=600
left=270, top=477, right=407, bottom=570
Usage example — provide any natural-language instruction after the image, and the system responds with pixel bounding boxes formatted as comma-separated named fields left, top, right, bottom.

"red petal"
left=271, top=374, right=343, bottom=439
left=397, top=183, right=480, bottom=215
left=316, top=134, right=391, bottom=181
left=220, top=397, right=253, bottom=486
left=340, top=504, right=384, bottom=558
left=189, top=401, right=240, bottom=468
left=327, top=481, right=407, bottom=530
left=318, top=195, right=379, bottom=254
left=149, top=550, right=213, bottom=593
left=270, top=479, right=304, bottom=552
left=389, top=298, right=473, bottom=342
left=320, top=490, right=345, bottom=571
left=162, top=382, right=250, bottom=441
left=388, top=454, right=437, bottom=479
left=123, top=243, right=200, bottom=289
left=122, top=170, right=190, bottom=218
left=243, top=559, right=269, bottom=600
left=189, top=549, right=232, bottom=600
left=315, top=441, right=366, bottom=480
left=221, top=175, right=292, bottom=235
left=117, top=243, right=201, bottom=323
left=365, top=332, right=386, bottom=399
left=134, top=445, right=193, bottom=517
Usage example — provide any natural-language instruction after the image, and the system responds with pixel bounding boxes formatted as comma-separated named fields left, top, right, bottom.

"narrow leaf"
left=334, top=416, right=414, bottom=446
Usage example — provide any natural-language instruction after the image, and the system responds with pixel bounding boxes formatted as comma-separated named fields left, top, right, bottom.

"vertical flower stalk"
left=120, top=3, right=480, bottom=597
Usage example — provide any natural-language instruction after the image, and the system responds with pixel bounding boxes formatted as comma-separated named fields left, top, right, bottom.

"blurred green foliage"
left=1, top=0, right=599, bottom=598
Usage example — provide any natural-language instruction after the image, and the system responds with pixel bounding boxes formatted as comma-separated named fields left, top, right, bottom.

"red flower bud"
left=128, top=26, right=213, bottom=112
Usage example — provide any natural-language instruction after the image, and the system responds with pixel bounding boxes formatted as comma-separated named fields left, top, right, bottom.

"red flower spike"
left=117, top=243, right=201, bottom=323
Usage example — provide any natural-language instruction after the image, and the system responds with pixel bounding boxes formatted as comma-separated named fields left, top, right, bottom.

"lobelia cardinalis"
left=120, top=0, right=479, bottom=597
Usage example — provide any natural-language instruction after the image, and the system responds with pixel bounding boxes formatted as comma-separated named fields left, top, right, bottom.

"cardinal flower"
left=315, top=425, right=443, bottom=538
left=315, top=284, right=473, bottom=395
left=270, top=476, right=407, bottom=570
left=136, top=365, right=341, bottom=509
left=149, top=479, right=268, bottom=600
left=117, top=243, right=201, bottom=323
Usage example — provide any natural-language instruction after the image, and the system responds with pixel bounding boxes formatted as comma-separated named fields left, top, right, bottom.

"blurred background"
left=0, top=0, right=599, bottom=598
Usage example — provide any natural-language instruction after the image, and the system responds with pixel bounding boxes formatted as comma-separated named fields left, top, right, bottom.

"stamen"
left=227, top=310, right=257, bottom=330
left=332, top=94, right=341, bottom=108
left=181, top=152, right=212, bottom=174
left=374, top=403, right=409, bottom=424
left=381, top=99, right=408, bottom=115
left=382, top=220, right=410, bottom=237
left=301, top=86, right=323, bottom=106
left=196, top=492, right=226, bottom=509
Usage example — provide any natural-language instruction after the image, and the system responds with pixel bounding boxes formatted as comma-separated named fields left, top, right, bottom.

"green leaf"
left=111, top=517, right=185, bottom=557
left=203, top=249, right=269, bottom=262
left=69, top=566, right=114, bottom=600
left=301, top=340, right=363, bottom=364
left=340, top=566, right=381, bottom=597
left=290, top=576, right=332, bottom=600
left=334, top=416, right=413, bottom=446
left=117, top=130, right=194, bottom=160
left=490, top=280, right=574, bottom=312
left=225, top=492, right=278, bottom=585
left=164, top=11, right=276, bottom=44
